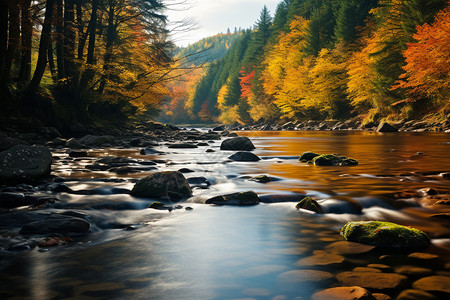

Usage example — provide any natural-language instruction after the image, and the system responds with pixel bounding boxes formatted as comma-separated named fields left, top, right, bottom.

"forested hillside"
left=0, top=0, right=174, bottom=133
left=177, top=0, right=450, bottom=126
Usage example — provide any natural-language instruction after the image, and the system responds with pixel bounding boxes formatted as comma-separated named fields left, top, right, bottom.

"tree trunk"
left=18, top=0, right=32, bottom=83
left=30, top=0, right=55, bottom=90
left=79, top=0, right=98, bottom=89
left=64, top=0, right=76, bottom=80
left=98, top=0, right=116, bottom=94
left=4, top=1, right=20, bottom=81
left=0, top=0, right=8, bottom=84
left=55, top=0, right=65, bottom=79
left=48, top=34, right=57, bottom=81
left=76, top=2, right=85, bottom=60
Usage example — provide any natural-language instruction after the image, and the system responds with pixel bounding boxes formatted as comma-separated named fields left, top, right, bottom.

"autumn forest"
left=0, top=0, right=449, bottom=132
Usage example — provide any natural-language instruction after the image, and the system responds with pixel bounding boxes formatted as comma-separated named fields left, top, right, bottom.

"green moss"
left=312, top=154, right=339, bottom=166
left=299, top=152, right=319, bottom=162
left=148, top=201, right=166, bottom=209
left=296, top=197, right=322, bottom=213
left=341, top=221, right=430, bottom=250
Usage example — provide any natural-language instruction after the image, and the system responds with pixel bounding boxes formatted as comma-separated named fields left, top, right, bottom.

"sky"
left=166, top=0, right=280, bottom=47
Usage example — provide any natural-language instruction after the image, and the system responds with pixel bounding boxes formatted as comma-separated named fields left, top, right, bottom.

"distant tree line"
left=184, top=0, right=449, bottom=125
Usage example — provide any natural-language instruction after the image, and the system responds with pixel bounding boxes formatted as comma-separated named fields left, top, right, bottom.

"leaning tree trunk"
left=18, top=0, right=32, bottom=83
left=64, top=0, right=76, bottom=81
left=30, top=0, right=55, bottom=90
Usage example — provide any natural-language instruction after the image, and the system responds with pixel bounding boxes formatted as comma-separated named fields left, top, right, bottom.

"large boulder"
left=19, top=214, right=90, bottom=235
left=205, top=191, right=260, bottom=206
left=131, top=171, right=192, bottom=199
left=0, top=145, right=52, bottom=184
left=220, top=137, right=255, bottom=151
left=341, top=221, right=430, bottom=250
left=0, top=136, right=29, bottom=151
left=229, top=151, right=261, bottom=162
left=311, top=154, right=359, bottom=166
left=299, top=151, right=320, bottom=162
left=377, top=122, right=398, bottom=133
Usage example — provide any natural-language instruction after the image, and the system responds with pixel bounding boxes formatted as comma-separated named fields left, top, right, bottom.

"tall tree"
left=18, top=0, right=33, bottom=83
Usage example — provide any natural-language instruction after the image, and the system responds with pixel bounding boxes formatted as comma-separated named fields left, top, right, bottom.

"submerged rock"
left=250, top=175, right=271, bottom=183
left=229, top=151, right=261, bottom=162
left=205, top=191, right=260, bottom=206
left=131, top=171, right=192, bottom=199
left=0, top=193, right=35, bottom=209
left=341, top=221, right=430, bottom=250
left=412, top=275, right=450, bottom=295
left=220, top=137, right=255, bottom=151
left=312, top=286, right=376, bottom=300
left=336, top=271, right=408, bottom=291
left=296, top=197, right=322, bottom=213
left=168, top=143, right=198, bottom=149
left=0, top=145, right=52, bottom=184
left=20, top=214, right=90, bottom=235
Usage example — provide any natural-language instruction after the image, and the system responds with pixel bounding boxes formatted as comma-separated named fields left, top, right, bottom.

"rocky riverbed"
left=1, top=122, right=450, bottom=299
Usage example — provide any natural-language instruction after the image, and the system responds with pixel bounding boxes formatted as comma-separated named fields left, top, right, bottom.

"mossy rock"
left=310, top=154, right=359, bottom=166
left=205, top=191, right=260, bottom=206
left=299, top=152, right=319, bottom=162
left=341, top=221, right=430, bottom=250
left=148, top=201, right=166, bottom=209
left=296, top=197, right=322, bottom=213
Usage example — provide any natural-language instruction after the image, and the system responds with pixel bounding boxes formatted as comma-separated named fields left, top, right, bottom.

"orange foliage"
left=239, top=67, right=255, bottom=100
left=393, top=5, right=450, bottom=102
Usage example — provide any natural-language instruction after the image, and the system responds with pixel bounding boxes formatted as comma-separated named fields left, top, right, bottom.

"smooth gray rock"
left=205, top=191, right=260, bottom=206
left=229, top=151, right=261, bottom=162
left=131, top=171, right=192, bottom=199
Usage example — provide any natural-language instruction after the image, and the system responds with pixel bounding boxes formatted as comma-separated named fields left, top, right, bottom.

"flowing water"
left=1, top=131, right=450, bottom=299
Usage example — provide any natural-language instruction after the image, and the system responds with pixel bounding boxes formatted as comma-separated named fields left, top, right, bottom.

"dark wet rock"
left=0, top=193, right=35, bottom=209
left=46, top=183, right=72, bottom=193
left=197, top=142, right=209, bottom=146
left=337, top=271, right=408, bottom=291
left=97, top=156, right=135, bottom=165
left=205, top=191, right=260, bottom=206
left=229, top=151, right=261, bottom=162
left=65, top=138, right=83, bottom=149
left=440, top=172, right=450, bottom=180
left=178, top=168, right=195, bottom=173
left=321, top=197, right=363, bottom=214
left=220, top=137, right=255, bottom=151
left=259, top=193, right=307, bottom=203
left=353, top=267, right=382, bottom=273
left=109, top=166, right=140, bottom=174
left=367, top=264, right=393, bottom=272
left=20, top=214, right=90, bottom=235
left=129, top=138, right=141, bottom=147
left=140, top=147, right=164, bottom=155
left=131, top=171, right=192, bottom=199
left=79, top=135, right=115, bottom=146
left=312, top=286, right=376, bottom=300
left=206, top=149, right=215, bottom=153
left=187, top=177, right=211, bottom=189
left=408, top=252, right=440, bottom=263
left=377, top=122, right=399, bottom=133
left=296, top=196, right=322, bottom=213
left=68, top=150, right=89, bottom=158
left=48, top=137, right=67, bottom=147
left=341, top=221, right=430, bottom=250
left=227, top=132, right=238, bottom=137
left=296, top=250, right=345, bottom=267
left=168, top=143, right=198, bottom=149
left=0, top=136, right=30, bottom=151
left=311, top=154, right=359, bottom=166
left=213, top=125, right=225, bottom=131
left=250, top=175, right=271, bottom=183
left=85, top=164, right=110, bottom=171
left=185, top=206, right=193, bottom=211
left=396, top=289, right=438, bottom=300
left=325, top=241, right=376, bottom=255
left=0, top=145, right=52, bottom=184
left=419, top=188, right=438, bottom=196
left=412, top=276, right=450, bottom=294
left=299, top=151, right=320, bottom=162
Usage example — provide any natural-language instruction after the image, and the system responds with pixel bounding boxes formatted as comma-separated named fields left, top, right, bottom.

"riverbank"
left=1, top=124, right=450, bottom=299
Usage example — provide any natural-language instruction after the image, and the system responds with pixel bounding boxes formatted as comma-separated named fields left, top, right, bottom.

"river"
left=1, top=130, right=450, bottom=299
